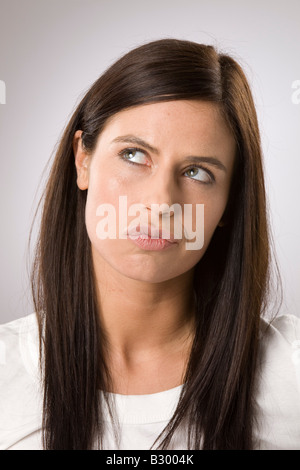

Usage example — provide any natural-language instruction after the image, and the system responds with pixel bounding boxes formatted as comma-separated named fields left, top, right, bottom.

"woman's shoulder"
left=258, top=313, right=300, bottom=387
left=255, top=314, right=300, bottom=449
left=259, top=313, right=300, bottom=372
left=0, top=313, right=42, bottom=450
left=0, top=312, right=39, bottom=334
left=0, top=313, right=40, bottom=373
left=260, top=312, right=300, bottom=340
left=0, top=312, right=38, bottom=335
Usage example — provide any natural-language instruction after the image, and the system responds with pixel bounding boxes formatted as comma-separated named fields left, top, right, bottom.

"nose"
left=143, top=168, right=177, bottom=217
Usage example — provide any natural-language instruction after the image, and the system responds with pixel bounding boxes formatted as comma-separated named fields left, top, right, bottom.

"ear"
left=73, top=130, right=90, bottom=190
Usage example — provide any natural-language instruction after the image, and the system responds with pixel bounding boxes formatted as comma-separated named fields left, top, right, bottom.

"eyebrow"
left=111, top=135, right=227, bottom=172
left=112, top=135, right=159, bottom=154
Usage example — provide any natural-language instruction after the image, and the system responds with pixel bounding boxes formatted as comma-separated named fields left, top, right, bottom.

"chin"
left=91, top=239, right=203, bottom=283
left=112, top=252, right=199, bottom=284
left=113, top=259, right=177, bottom=283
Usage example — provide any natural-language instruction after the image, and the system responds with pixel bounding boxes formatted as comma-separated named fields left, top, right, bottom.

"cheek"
left=188, top=189, right=228, bottom=230
left=203, top=202, right=222, bottom=234
left=84, top=165, right=139, bottom=253
left=86, top=164, right=129, bottom=222
left=199, top=191, right=229, bottom=248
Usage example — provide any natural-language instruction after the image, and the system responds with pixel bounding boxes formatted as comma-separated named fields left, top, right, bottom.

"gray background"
left=0, top=0, right=299, bottom=323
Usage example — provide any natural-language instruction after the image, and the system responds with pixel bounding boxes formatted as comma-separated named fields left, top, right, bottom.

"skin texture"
left=73, top=100, right=236, bottom=394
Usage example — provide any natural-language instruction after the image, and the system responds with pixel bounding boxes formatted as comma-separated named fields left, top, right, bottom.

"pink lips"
left=127, top=225, right=178, bottom=251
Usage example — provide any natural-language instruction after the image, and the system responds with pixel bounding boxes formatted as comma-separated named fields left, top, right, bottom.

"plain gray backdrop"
left=0, top=0, right=299, bottom=323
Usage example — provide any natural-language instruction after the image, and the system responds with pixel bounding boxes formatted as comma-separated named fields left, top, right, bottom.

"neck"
left=92, top=250, right=196, bottom=364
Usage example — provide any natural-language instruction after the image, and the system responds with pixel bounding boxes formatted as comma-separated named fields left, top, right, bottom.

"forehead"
left=97, top=99, right=236, bottom=157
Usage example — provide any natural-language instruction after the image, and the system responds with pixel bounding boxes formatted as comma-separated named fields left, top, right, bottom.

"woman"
left=0, top=38, right=300, bottom=450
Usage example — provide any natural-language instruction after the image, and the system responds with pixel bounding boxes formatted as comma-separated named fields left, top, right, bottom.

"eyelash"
left=117, top=147, right=215, bottom=184
left=118, top=147, right=148, bottom=165
left=189, top=166, right=215, bottom=184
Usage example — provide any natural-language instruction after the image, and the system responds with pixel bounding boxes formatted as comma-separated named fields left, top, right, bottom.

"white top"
left=0, top=313, right=300, bottom=450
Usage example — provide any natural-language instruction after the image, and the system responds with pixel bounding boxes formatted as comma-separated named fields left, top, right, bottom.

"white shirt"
left=0, top=313, right=300, bottom=450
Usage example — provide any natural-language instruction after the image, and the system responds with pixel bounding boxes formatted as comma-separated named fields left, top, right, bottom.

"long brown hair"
left=30, top=38, right=281, bottom=449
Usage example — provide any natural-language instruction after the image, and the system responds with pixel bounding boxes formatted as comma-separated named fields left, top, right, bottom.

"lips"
left=127, top=224, right=177, bottom=243
left=126, top=224, right=178, bottom=251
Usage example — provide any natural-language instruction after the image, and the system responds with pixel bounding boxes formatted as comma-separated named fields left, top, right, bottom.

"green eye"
left=184, top=167, right=214, bottom=183
left=120, top=148, right=147, bottom=165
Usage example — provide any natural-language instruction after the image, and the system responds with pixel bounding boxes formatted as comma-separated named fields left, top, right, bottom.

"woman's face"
left=75, top=100, right=236, bottom=283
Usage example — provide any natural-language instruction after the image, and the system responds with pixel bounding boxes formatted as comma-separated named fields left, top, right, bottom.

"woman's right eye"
left=118, top=148, right=149, bottom=165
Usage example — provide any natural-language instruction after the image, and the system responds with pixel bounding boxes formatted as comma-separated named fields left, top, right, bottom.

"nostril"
left=146, top=203, right=176, bottom=217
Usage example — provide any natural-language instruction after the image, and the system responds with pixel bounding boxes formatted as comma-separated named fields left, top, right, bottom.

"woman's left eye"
left=184, top=167, right=214, bottom=183
left=119, top=148, right=148, bottom=165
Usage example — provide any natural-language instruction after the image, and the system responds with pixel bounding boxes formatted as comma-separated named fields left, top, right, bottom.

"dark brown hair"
left=30, top=38, right=281, bottom=449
